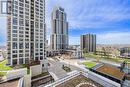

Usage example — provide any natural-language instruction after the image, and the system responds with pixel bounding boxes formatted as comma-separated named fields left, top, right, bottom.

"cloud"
left=46, top=0, right=130, bottom=29
left=69, top=36, right=80, bottom=45
left=0, top=0, right=130, bottom=46
left=97, top=32, right=130, bottom=44
left=0, top=42, right=6, bottom=46
left=68, top=31, right=130, bottom=45
left=46, top=0, right=130, bottom=45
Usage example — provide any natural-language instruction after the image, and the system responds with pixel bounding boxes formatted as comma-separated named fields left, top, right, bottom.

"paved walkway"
left=123, top=80, right=130, bottom=87
left=48, top=58, right=82, bottom=80
left=61, top=58, right=121, bottom=67
left=85, top=57, right=121, bottom=67
left=48, top=60, right=67, bottom=79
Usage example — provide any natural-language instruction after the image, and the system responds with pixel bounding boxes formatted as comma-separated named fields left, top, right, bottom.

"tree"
left=102, top=47, right=106, bottom=56
left=113, top=49, right=120, bottom=58
left=83, top=48, right=88, bottom=53
left=93, top=51, right=97, bottom=55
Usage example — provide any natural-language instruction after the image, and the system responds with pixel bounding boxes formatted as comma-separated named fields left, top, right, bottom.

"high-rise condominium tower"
left=7, top=0, right=47, bottom=66
left=80, top=34, right=96, bottom=52
left=50, top=6, right=68, bottom=53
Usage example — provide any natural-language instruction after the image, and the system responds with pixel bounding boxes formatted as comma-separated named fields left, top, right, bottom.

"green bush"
left=0, top=60, right=13, bottom=71
left=62, top=65, right=71, bottom=72
left=0, top=72, right=6, bottom=76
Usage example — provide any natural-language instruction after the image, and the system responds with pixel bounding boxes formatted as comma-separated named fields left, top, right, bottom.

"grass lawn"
left=82, top=61, right=97, bottom=68
left=84, top=53, right=130, bottom=64
left=0, top=60, right=13, bottom=71
left=84, top=53, right=100, bottom=58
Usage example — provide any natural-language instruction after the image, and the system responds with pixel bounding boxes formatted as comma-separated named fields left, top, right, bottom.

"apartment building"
left=50, top=6, right=68, bottom=53
left=80, top=34, right=96, bottom=52
left=7, top=0, right=47, bottom=66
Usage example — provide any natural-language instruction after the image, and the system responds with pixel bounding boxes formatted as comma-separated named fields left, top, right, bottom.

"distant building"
left=72, top=48, right=82, bottom=58
left=50, top=6, right=68, bottom=53
left=80, top=34, right=96, bottom=52
left=68, top=45, right=80, bottom=50
left=120, top=47, right=130, bottom=58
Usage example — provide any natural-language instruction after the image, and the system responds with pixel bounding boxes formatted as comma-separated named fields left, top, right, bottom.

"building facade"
left=120, top=47, right=130, bottom=57
left=72, top=48, right=82, bottom=58
left=7, top=0, right=47, bottom=66
left=80, top=34, right=96, bottom=52
left=50, top=6, right=68, bottom=53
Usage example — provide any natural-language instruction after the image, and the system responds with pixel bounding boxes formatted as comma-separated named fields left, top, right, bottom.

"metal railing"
left=17, top=77, right=24, bottom=87
left=44, top=70, right=121, bottom=87
left=44, top=71, right=80, bottom=87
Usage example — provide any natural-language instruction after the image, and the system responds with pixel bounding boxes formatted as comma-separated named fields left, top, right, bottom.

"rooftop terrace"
left=96, top=64, right=125, bottom=80
left=0, top=78, right=19, bottom=87
left=56, top=75, right=103, bottom=87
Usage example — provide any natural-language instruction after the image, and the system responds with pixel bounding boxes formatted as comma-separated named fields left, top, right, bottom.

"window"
left=25, top=58, right=29, bottom=64
left=13, top=38, right=17, bottom=41
left=19, top=7, right=23, bottom=10
left=13, top=26, right=17, bottom=29
left=13, top=13, right=18, bottom=16
left=26, top=28, right=29, bottom=30
left=13, top=54, right=17, bottom=58
left=40, top=23, right=43, bottom=28
left=19, top=31, right=23, bottom=34
left=19, top=43, right=23, bottom=49
left=26, top=20, right=29, bottom=26
left=35, top=22, right=39, bottom=28
left=25, top=43, right=29, bottom=49
left=13, top=59, right=17, bottom=65
left=19, top=14, right=23, bottom=18
left=19, top=11, right=23, bottom=14
left=19, top=27, right=24, bottom=30
left=19, top=3, right=24, bottom=7
left=19, top=0, right=24, bottom=2
left=13, top=50, right=17, bottom=53
left=13, top=18, right=17, bottom=25
left=13, top=34, right=17, bottom=37
left=13, top=42, right=17, bottom=49
left=25, top=54, right=29, bottom=57
left=42, top=64, right=44, bottom=67
left=19, top=50, right=23, bottom=53
left=13, top=30, right=17, bottom=33
left=19, top=59, right=23, bottom=64
left=35, top=57, right=38, bottom=61
left=19, top=19, right=24, bottom=26
left=40, top=43, right=43, bottom=48
left=19, top=54, right=23, bottom=57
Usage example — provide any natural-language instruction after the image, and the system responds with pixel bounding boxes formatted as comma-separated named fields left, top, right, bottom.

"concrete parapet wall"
left=30, top=65, right=42, bottom=77
left=6, top=68, right=27, bottom=80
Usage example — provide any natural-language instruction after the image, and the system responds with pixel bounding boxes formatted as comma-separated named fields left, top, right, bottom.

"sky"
left=0, top=0, right=130, bottom=46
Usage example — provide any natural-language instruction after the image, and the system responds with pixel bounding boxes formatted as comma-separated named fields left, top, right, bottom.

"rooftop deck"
left=0, top=78, right=19, bottom=87
left=56, top=75, right=103, bottom=87
left=96, top=64, right=125, bottom=80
